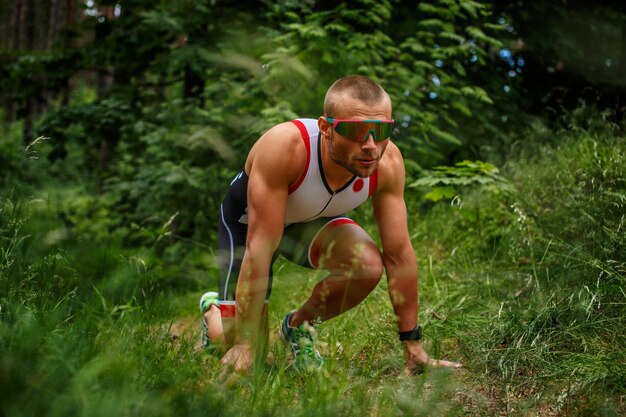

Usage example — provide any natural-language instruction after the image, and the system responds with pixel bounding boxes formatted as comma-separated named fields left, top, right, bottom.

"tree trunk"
left=11, top=0, right=23, bottom=49
left=94, top=11, right=118, bottom=192
left=21, top=0, right=35, bottom=146
left=1, top=2, right=11, bottom=49
left=98, top=137, right=112, bottom=193
left=617, top=21, right=626, bottom=88
left=616, top=21, right=626, bottom=120
left=47, top=0, right=61, bottom=51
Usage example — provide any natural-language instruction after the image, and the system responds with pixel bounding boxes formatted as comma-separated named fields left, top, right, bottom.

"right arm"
left=221, top=122, right=305, bottom=372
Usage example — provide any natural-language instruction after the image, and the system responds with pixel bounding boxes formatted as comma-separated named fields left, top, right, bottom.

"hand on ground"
left=220, top=343, right=253, bottom=380
left=402, top=340, right=462, bottom=375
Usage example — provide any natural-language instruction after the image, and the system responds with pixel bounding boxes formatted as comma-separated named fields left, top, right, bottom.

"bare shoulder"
left=375, top=141, right=406, bottom=195
left=245, top=121, right=307, bottom=185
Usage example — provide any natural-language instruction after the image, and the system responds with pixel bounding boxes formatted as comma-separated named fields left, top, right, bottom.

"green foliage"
left=510, top=108, right=625, bottom=266
left=407, top=110, right=625, bottom=413
left=0, top=0, right=514, bottom=254
left=0, top=47, right=82, bottom=110
left=2, top=0, right=626, bottom=414
left=0, top=125, right=26, bottom=188
left=410, top=160, right=512, bottom=202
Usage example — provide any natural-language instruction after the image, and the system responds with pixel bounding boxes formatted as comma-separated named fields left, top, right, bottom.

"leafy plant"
left=410, top=159, right=513, bottom=202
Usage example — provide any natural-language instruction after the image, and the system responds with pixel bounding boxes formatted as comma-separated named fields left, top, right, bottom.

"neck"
left=320, top=135, right=354, bottom=191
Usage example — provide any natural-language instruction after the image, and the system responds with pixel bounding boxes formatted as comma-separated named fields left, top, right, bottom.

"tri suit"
left=216, top=118, right=378, bottom=317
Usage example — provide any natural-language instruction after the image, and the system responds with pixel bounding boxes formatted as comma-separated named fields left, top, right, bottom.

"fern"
left=410, top=160, right=513, bottom=202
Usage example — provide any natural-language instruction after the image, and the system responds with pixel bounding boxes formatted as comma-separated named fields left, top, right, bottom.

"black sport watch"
left=398, top=325, right=422, bottom=341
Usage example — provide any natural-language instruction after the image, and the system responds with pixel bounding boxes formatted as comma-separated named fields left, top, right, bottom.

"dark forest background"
left=2, top=0, right=625, bottom=249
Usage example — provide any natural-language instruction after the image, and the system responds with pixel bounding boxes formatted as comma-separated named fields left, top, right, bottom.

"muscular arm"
left=233, top=123, right=305, bottom=345
left=372, top=143, right=418, bottom=331
left=373, top=143, right=461, bottom=371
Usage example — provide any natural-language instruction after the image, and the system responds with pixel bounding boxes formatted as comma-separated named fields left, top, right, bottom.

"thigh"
left=277, top=216, right=378, bottom=271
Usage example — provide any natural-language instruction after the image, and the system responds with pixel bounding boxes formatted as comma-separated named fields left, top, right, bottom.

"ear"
left=318, top=116, right=332, bottom=139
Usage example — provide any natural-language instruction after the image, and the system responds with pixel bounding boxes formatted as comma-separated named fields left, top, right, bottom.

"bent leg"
left=289, top=218, right=383, bottom=327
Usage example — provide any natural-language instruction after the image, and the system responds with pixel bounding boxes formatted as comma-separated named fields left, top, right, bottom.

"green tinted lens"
left=333, top=122, right=359, bottom=139
left=334, top=121, right=393, bottom=142
left=374, top=123, right=393, bottom=140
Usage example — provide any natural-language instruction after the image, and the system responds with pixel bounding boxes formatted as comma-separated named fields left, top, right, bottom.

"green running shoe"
left=279, top=311, right=323, bottom=371
left=199, top=291, right=219, bottom=349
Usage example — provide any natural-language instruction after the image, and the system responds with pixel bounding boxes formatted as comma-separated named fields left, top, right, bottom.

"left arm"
left=372, top=143, right=418, bottom=332
left=373, top=143, right=461, bottom=372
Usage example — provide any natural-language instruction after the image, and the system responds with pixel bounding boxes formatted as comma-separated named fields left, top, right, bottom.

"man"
left=200, top=75, right=461, bottom=373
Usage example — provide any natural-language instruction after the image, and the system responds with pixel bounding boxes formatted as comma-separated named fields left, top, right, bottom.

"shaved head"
left=323, top=75, right=391, bottom=118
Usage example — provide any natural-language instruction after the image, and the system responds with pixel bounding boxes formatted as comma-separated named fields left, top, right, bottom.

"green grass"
left=1, top=115, right=625, bottom=416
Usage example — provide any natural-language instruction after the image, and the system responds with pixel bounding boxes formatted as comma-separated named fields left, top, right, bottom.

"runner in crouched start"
left=200, top=75, right=462, bottom=373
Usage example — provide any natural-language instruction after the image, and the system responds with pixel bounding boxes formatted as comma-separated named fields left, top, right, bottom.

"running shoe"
left=199, top=291, right=220, bottom=349
left=279, top=311, right=323, bottom=370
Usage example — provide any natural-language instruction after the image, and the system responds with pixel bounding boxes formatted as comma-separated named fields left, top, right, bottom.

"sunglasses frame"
left=326, top=116, right=395, bottom=142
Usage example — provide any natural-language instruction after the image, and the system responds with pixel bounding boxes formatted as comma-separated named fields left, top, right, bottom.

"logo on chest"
left=352, top=178, right=364, bottom=193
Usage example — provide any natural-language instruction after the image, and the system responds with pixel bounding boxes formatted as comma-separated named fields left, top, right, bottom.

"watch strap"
left=398, top=325, right=422, bottom=341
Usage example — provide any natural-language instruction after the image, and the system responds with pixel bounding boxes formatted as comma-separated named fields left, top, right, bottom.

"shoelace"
left=293, top=328, right=317, bottom=358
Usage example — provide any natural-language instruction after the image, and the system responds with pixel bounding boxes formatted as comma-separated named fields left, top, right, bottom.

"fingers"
left=430, top=358, right=462, bottom=368
left=404, top=357, right=463, bottom=375
left=219, top=345, right=253, bottom=381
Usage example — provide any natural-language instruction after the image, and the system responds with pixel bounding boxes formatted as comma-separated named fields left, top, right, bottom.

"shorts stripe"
left=220, top=204, right=236, bottom=300
left=308, top=217, right=357, bottom=268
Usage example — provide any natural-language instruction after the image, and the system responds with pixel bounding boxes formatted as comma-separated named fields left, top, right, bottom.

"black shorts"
left=217, top=171, right=358, bottom=303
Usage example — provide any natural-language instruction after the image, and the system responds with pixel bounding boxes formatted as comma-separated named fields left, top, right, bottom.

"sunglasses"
left=326, top=117, right=394, bottom=142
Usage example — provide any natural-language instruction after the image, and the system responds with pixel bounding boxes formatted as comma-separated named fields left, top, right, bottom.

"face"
left=320, top=96, right=392, bottom=178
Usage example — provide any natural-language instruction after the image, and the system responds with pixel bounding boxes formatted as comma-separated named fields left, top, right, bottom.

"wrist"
left=398, top=325, right=422, bottom=341
left=234, top=325, right=258, bottom=345
left=231, top=338, right=253, bottom=349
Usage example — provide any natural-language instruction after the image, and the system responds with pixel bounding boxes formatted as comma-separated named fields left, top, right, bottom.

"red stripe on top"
left=368, top=170, right=378, bottom=196
left=288, top=120, right=311, bottom=194
left=309, top=218, right=357, bottom=268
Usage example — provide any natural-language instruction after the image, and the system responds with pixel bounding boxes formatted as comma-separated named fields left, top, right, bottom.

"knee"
left=350, top=243, right=383, bottom=289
